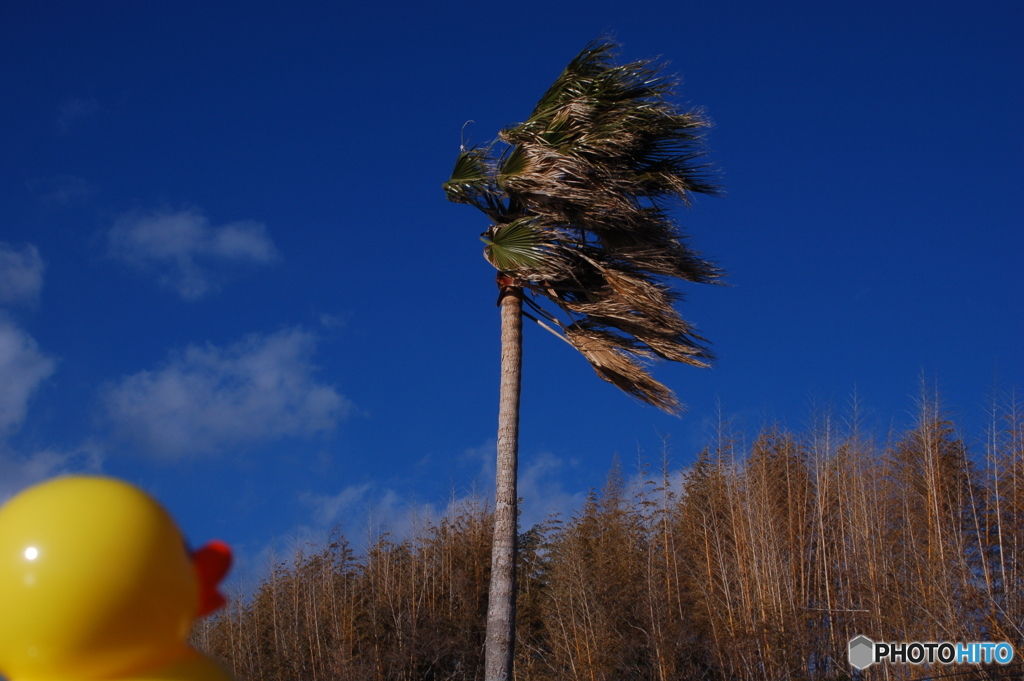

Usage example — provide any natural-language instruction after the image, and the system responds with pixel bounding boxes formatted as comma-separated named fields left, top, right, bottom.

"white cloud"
left=56, top=97, right=99, bottom=134
left=103, top=328, right=350, bottom=459
left=462, top=438, right=497, bottom=487
left=28, top=175, right=95, bottom=205
left=224, top=484, right=418, bottom=593
left=518, top=452, right=588, bottom=530
left=302, top=483, right=374, bottom=527
left=108, top=208, right=279, bottom=299
left=458, top=439, right=587, bottom=525
left=300, top=453, right=582, bottom=547
left=0, top=317, right=57, bottom=434
left=0, top=442, right=104, bottom=504
left=0, top=243, right=45, bottom=307
left=306, top=476, right=454, bottom=532
left=299, top=482, right=472, bottom=554
left=319, top=313, right=345, bottom=330
left=230, top=446, right=589, bottom=592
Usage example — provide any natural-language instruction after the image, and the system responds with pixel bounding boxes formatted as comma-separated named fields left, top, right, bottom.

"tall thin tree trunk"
left=485, top=286, right=522, bottom=681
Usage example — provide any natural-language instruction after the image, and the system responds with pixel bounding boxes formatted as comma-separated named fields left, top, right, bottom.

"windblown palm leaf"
left=446, top=39, right=721, bottom=413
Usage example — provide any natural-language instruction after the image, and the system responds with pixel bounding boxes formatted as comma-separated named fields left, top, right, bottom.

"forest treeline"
left=192, top=395, right=1024, bottom=681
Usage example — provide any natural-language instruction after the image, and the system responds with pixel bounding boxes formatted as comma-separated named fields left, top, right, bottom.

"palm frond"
left=495, top=145, right=533, bottom=187
left=445, top=38, right=723, bottom=413
left=564, top=324, right=680, bottom=413
left=481, top=218, right=554, bottom=272
left=442, top=147, right=504, bottom=217
left=528, top=40, right=618, bottom=119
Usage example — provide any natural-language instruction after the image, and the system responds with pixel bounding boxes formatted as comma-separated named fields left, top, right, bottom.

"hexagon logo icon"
left=849, top=635, right=875, bottom=669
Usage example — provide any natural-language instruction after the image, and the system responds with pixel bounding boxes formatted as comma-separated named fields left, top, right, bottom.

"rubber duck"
left=0, top=476, right=234, bottom=681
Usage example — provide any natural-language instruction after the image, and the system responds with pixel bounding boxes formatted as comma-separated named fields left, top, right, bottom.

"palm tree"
left=443, top=39, right=722, bottom=681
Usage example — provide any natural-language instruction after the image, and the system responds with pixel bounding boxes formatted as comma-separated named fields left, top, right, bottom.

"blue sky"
left=1, top=1, right=1021, bottom=588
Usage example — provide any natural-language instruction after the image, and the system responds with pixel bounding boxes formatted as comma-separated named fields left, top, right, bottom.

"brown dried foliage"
left=195, top=392, right=1024, bottom=680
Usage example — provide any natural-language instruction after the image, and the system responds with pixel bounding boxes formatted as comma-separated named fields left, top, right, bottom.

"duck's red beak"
left=192, top=540, right=232, bottom=617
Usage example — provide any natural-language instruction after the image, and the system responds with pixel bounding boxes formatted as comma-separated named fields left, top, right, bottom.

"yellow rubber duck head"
left=0, top=476, right=231, bottom=681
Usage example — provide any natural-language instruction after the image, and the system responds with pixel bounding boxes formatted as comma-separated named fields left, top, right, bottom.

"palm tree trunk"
left=485, top=286, right=522, bottom=681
